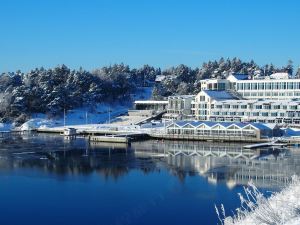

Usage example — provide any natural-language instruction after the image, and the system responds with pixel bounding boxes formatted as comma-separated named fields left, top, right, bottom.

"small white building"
left=63, top=128, right=77, bottom=136
left=163, top=95, right=195, bottom=121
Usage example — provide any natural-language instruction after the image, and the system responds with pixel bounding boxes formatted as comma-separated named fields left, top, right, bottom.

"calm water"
left=0, top=134, right=299, bottom=225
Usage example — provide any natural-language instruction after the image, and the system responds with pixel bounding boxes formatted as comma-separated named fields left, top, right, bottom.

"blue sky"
left=1, top=0, right=299, bottom=72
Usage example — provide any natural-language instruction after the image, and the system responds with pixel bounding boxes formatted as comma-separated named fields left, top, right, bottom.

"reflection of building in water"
left=1, top=135, right=300, bottom=190
left=133, top=141, right=259, bottom=159
left=132, top=141, right=300, bottom=189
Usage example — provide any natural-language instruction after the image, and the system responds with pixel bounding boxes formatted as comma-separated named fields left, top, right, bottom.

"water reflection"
left=1, top=134, right=299, bottom=189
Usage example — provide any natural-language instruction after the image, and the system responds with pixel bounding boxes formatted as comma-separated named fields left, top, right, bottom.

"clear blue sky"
left=1, top=0, right=299, bottom=72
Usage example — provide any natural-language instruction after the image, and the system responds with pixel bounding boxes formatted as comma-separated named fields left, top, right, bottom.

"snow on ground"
left=220, top=176, right=300, bottom=225
left=19, top=87, right=154, bottom=131
left=19, top=118, right=59, bottom=131
left=19, top=104, right=131, bottom=131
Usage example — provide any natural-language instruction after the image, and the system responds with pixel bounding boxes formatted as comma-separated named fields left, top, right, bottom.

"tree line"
left=0, top=58, right=298, bottom=124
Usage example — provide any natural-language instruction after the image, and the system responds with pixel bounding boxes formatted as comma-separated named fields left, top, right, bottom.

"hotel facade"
left=235, top=78, right=300, bottom=100
left=186, top=73, right=300, bottom=125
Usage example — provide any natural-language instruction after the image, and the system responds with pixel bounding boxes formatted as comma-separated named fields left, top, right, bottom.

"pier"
left=89, top=135, right=131, bottom=144
left=243, top=142, right=287, bottom=149
left=0, top=130, right=28, bottom=139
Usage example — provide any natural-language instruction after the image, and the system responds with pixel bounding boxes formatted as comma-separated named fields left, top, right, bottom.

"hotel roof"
left=170, top=120, right=274, bottom=130
left=231, top=74, right=249, bottom=80
left=203, top=90, right=239, bottom=100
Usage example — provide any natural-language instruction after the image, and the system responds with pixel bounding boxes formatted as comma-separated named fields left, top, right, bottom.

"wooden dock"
left=0, top=130, right=28, bottom=138
left=89, top=135, right=131, bottom=144
left=243, top=142, right=287, bottom=149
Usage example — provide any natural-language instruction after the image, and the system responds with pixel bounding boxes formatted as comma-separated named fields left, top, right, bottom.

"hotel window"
left=252, top=112, right=259, bottom=116
left=271, top=112, right=278, bottom=117
left=255, top=105, right=262, bottom=109
left=273, top=105, right=280, bottom=109
left=232, top=105, right=239, bottom=109
left=252, top=83, right=258, bottom=90
left=265, top=92, right=271, bottom=96
left=266, top=83, right=271, bottom=90
left=274, top=82, right=280, bottom=89
left=258, top=83, right=264, bottom=90
left=288, top=83, right=294, bottom=89
left=241, top=105, right=247, bottom=109
left=219, top=83, right=225, bottom=90
left=261, top=112, right=269, bottom=117
left=245, top=83, right=250, bottom=90
left=279, top=82, right=284, bottom=89
left=200, top=96, right=205, bottom=101
left=263, top=105, right=271, bottom=109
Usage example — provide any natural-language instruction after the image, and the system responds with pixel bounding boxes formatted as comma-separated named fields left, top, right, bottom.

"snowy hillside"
left=18, top=87, right=153, bottom=130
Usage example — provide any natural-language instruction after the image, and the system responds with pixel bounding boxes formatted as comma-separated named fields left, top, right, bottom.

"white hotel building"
left=235, top=78, right=300, bottom=100
left=190, top=73, right=300, bottom=125
left=210, top=99, right=300, bottom=125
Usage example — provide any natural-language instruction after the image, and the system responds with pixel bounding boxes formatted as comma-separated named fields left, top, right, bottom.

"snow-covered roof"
left=168, top=95, right=195, bottom=99
left=227, top=74, right=249, bottom=82
left=134, top=100, right=168, bottom=104
left=269, top=72, right=290, bottom=80
left=203, top=90, right=239, bottom=101
left=155, top=75, right=166, bottom=82
left=215, top=99, right=300, bottom=105
left=169, top=120, right=275, bottom=131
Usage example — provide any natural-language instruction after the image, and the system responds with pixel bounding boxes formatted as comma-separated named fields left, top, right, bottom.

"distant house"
left=155, top=74, right=178, bottom=83
left=63, top=128, right=77, bottom=136
left=163, top=95, right=195, bottom=121
left=155, top=75, right=166, bottom=83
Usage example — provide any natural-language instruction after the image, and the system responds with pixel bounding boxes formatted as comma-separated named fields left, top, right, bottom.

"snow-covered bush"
left=215, top=176, right=300, bottom=225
